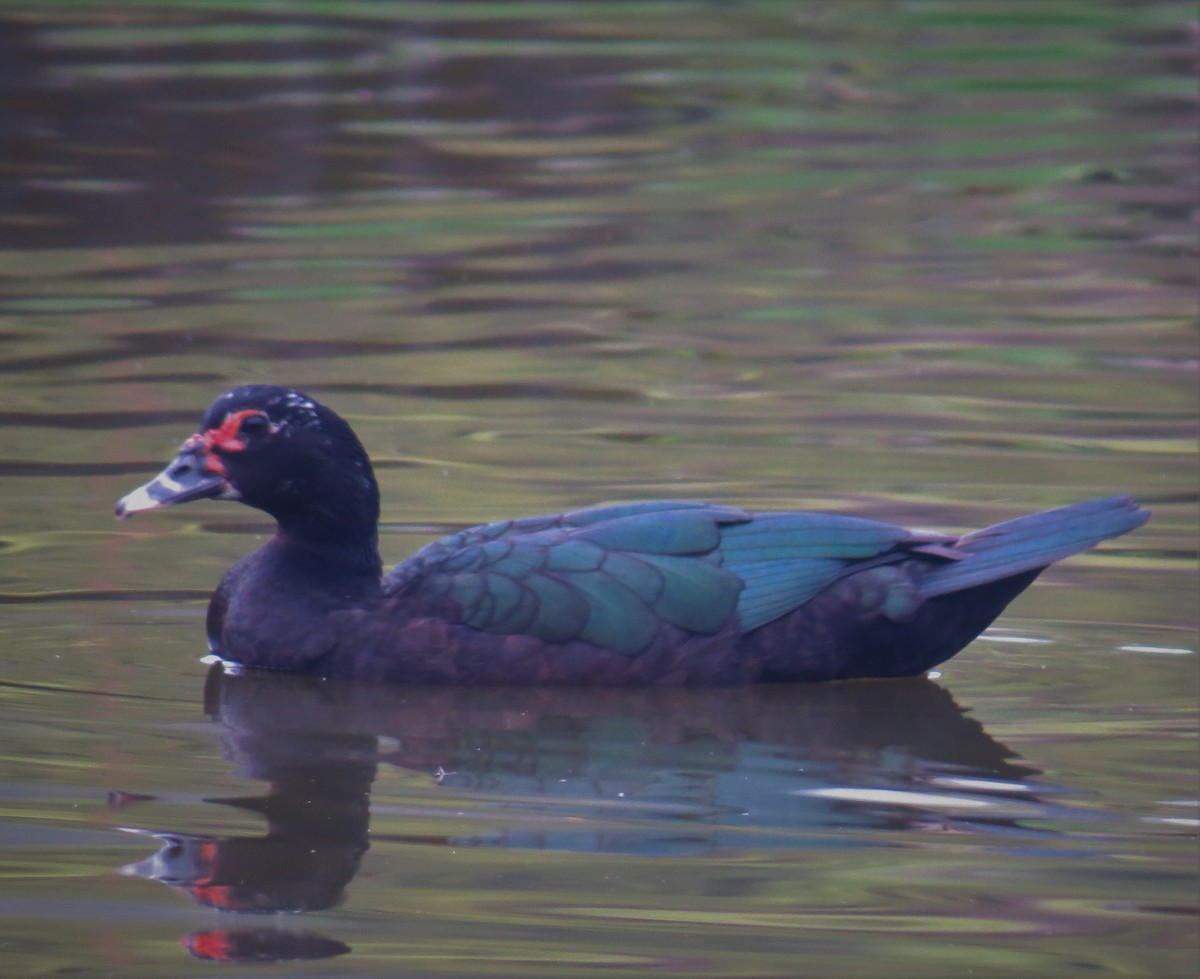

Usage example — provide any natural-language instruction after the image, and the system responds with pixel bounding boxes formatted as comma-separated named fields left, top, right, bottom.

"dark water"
left=1, top=2, right=1197, bottom=976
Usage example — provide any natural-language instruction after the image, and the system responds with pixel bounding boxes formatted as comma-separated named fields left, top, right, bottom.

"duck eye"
left=239, top=412, right=271, bottom=436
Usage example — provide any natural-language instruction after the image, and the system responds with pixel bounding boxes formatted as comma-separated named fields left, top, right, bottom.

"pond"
left=1, top=2, right=1196, bottom=976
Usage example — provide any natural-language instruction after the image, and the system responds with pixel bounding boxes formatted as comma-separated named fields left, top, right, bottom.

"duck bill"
left=115, top=447, right=233, bottom=520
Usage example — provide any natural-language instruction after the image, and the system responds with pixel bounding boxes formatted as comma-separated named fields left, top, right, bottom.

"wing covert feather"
left=391, top=502, right=924, bottom=653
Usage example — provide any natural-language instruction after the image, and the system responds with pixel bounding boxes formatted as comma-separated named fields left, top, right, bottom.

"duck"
left=116, top=384, right=1149, bottom=685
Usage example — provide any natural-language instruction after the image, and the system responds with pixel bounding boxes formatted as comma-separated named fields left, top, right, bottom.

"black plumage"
left=117, top=385, right=1149, bottom=685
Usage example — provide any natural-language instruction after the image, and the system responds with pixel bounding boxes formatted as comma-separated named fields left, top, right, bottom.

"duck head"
left=116, top=385, right=381, bottom=539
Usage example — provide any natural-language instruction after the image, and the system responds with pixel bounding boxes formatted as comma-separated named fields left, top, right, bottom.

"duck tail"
left=918, top=495, right=1149, bottom=598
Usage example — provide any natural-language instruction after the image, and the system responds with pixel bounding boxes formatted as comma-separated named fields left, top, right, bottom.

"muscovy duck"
left=116, top=385, right=1148, bottom=685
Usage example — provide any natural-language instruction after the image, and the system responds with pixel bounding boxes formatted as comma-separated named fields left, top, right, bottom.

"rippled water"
left=1, top=2, right=1197, bottom=975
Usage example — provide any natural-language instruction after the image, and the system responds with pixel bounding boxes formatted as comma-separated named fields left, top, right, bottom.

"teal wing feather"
left=392, top=502, right=752, bottom=656
left=722, top=513, right=914, bottom=632
left=390, top=502, right=924, bottom=655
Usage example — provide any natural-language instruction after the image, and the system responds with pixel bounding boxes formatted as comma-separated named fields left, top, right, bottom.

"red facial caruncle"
left=183, top=410, right=270, bottom=476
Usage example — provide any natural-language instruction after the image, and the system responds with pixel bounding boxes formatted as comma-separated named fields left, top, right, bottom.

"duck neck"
left=275, top=505, right=383, bottom=587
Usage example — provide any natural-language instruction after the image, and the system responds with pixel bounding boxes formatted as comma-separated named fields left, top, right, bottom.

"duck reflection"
left=117, top=665, right=1047, bottom=959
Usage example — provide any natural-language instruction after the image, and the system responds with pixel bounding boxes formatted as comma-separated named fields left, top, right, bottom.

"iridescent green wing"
left=393, top=502, right=919, bottom=654
left=395, top=502, right=749, bottom=655
left=719, top=512, right=915, bottom=629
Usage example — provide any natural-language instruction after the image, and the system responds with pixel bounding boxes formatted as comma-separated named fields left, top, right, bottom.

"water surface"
left=1, top=2, right=1196, bottom=975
